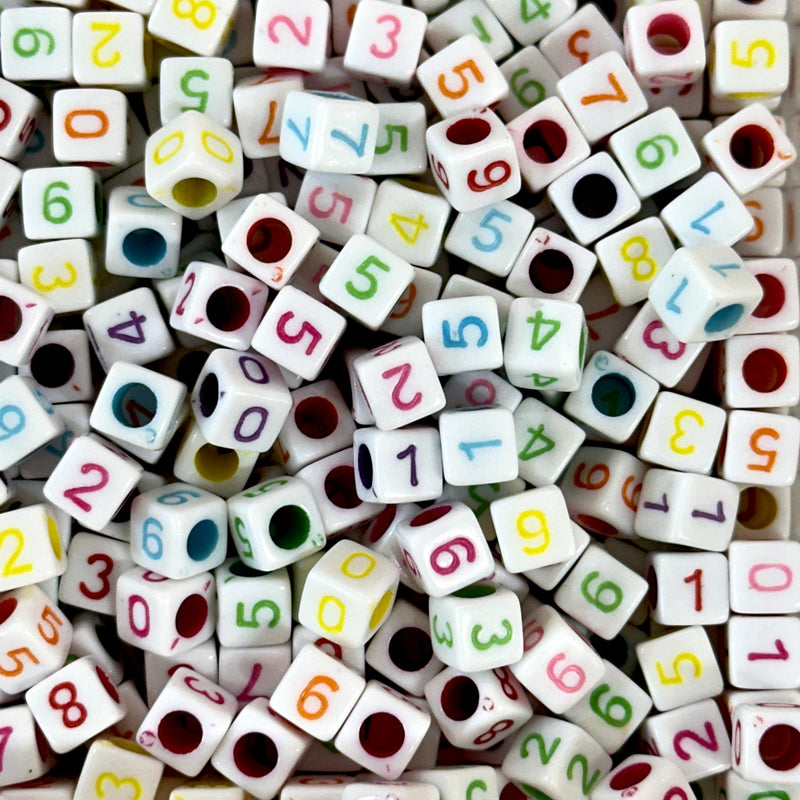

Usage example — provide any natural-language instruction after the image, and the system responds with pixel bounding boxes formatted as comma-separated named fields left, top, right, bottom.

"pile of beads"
left=0, top=0, right=798, bottom=797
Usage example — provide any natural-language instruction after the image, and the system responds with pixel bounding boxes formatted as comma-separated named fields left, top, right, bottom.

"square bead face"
left=147, top=0, right=237, bottom=55
left=72, top=12, right=147, bottom=89
left=738, top=258, right=799, bottom=334
left=485, top=0, right=577, bottom=46
left=727, top=615, right=800, bottom=689
left=159, top=57, right=234, bottom=127
left=0, top=7, right=74, bottom=83
left=496, top=46, right=560, bottom=123
left=723, top=333, right=800, bottom=408
left=729, top=541, right=800, bottom=615
left=425, top=0, right=513, bottom=63
left=253, top=0, right=331, bottom=71
left=367, top=102, right=428, bottom=177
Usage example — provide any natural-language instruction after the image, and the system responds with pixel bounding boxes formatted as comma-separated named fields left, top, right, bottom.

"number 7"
left=580, top=72, right=628, bottom=105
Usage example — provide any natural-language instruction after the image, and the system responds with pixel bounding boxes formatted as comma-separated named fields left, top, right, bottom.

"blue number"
left=127, top=193, right=163, bottom=208
left=45, top=430, right=74, bottom=457
left=141, top=517, right=163, bottom=559
left=711, top=262, right=740, bottom=277
left=331, top=124, right=369, bottom=157
left=458, top=439, right=502, bottom=460
left=665, top=277, right=688, bottom=315
left=0, top=405, right=25, bottom=441
left=442, top=316, right=489, bottom=348
left=157, top=489, right=201, bottom=505
left=690, top=200, right=724, bottom=235
left=286, top=117, right=310, bottom=150
left=471, top=208, right=511, bottom=253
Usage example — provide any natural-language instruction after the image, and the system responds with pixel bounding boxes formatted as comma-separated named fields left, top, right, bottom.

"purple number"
left=238, top=356, right=270, bottom=384
left=691, top=501, right=725, bottom=522
left=233, top=406, right=269, bottom=443
left=107, top=311, right=147, bottom=344
left=396, top=444, right=418, bottom=486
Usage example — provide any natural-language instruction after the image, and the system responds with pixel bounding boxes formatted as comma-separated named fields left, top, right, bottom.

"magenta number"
left=173, top=273, right=195, bottom=316
left=184, top=674, right=225, bottom=704
left=276, top=311, right=322, bottom=355
left=430, top=537, right=476, bottom=575
left=673, top=722, right=718, bottom=760
left=748, top=639, right=789, bottom=661
left=128, top=595, right=150, bottom=637
left=0, top=726, right=12, bottom=771
left=381, top=363, right=422, bottom=411
left=63, top=463, right=110, bottom=513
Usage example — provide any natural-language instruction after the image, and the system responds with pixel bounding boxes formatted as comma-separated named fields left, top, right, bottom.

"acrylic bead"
left=485, top=0, right=577, bottom=46
left=736, top=188, right=786, bottom=258
left=221, top=193, right=320, bottom=289
left=0, top=277, right=54, bottom=368
left=731, top=703, right=800, bottom=783
left=738, top=258, right=800, bottom=333
left=406, top=768, right=498, bottom=800
left=115, top=567, right=216, bottom=656
left=727, top=614, right=800, bottom=690
left=0, top=583, right=72, bottom=694
left=0, top=704, right=55, bottom=787
left=26, top=656, right=124, bottom=753
left=143, top=640, right=218, bottom=705
left=728, top=540, right=800, bottom=615
left=253, top=0, right=330, bottom=71
left=424, top=666, right=531, bottom=751
left=592, top=756, right=694, bottom=800
left=496, top=46, right=560, bottom=123
left=73, top=737, right=164, bottom=800
left=524, top=522, right=590, bottom=592
left=279, top=90, right=379, bottom=174
left=217, top=643, right=291, bottom=706
left=0, top=6, right=73, bottom=83
left=147, top=0, right=237, bottom=55
left=0, top=77, right=42, bottom=162
left=367, top=102, right=429, bottom=177
left=444, top=370, right=523, bottom=414
left=72, top=11, right=147, bottom=89
left=159, top=57, right=234, bottom=128
left=635, top=626, right=724, bottom=711
left=424, top=0, right=513, bottom=62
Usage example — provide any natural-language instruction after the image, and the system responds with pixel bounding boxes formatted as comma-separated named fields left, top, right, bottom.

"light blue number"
left=711, top=262, right=740, bottom=277
left=141, top=517, right=164, bottom=559
left=331, top=124, right=369, bottom=157
left=442, top=316, right=489, bottom=349
left=459, top=439, right=502, bottom=460
left=665, top=277, right=688, bottom=315
left=690, top=200, right=724, bottom=235
left=157, top=489, right=201, bottom=505
left=127, top=193, right=163, bottom=208
left=471, top=208, right=511, bottom=253
left=0, top=405, right=25, bottom=441
left=286, top=117, right=310, bottom=150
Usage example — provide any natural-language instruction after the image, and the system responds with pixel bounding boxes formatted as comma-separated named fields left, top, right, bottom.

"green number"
left=510, top=68, right=545, bottom=108
left=588, top=683, right=632, bottom=728
left=470, top=619, right=514, bottom=650
left=635, top=134, right=679, bottom=169
left=13, top=27, right=55, bottom=57
left=431, top=614, right=453, bottom=647
left=233, top=517, right=253, bottom=559
left=243, top=478, right=288, bottom=498
left=180, top=69, right=210, bottom=113
left=519, top=424, right=555, bottom=461
left=345, top=254, right=390, bottom=300
left=567, top=754, right=602, bottom=796
left=236, top=599, right=281, bottom=628
left=42, top=181, right=72, bottom=224
left=466, top=780, right=489, bottom=800
left=467, top=482, right=501, bottom=517
left=519, top=0, right=550, bottom=21
left=580, top=570, right=623, bottom=613
left=527, top=309, right=561, bottom=350
left=519, top=731, right=560, bottom=762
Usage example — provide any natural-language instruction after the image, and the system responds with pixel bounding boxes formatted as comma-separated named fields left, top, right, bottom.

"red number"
left=683, top=568, right=703, bottom=612
left=381, top=362, right=422, bottom=411
left=473, top=718, right=513, bottom=745
left=276, top=311, right=322, bottom=355
left=128, top=595, right=150, bottom=637
left=38, top=606, right=63, bottom=645
left=465, top=378, right=496, bottom=406
left=0, top=100, right=10, bottom=132
left=585, top=302, right=620, bottom=341
left=467, top=160, right=511, bottom=192
left=63, top=463, right=110, bottom=513
left=430, top=537, right=477, bottom=575
left=493, top=667, right=519, bottom=699
left=673, top=722, right=718, bottom=759
left=267, top=15, right=312, bottom=45
left=48, top=681, right=88, bottom=729
left=184, top=674, right=226, bottom=704
left=79, top=553, right=114, bottom=600
left=430, top=155, right=449, bottom=189
left=174, top=272, right=195, bottom=316
left=236, top=663, right=264, bottom=704
left=314, top=637, right=343, bottom=659
left=573, top=462, right=609, bottom=490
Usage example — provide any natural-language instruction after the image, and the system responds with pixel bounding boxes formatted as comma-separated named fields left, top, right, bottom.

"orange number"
left=580, top=72, right=628, bottom=106
left=747, top=427, right=779, bottom=473
left=296, top=675, right=339, bottom=720
left=573, top=462, right=610, bottom=490
left=437, top=59, right=484, bottom=99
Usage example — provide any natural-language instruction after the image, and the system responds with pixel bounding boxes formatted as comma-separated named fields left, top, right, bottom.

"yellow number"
left=0, top=528, right=32, bottom=578
left=669, top=409, right=705, bottom=455
left=153, top=131, right=184, bottom=164
left=90, top=22, right=121, bottom=68
left=95, top=772, right=143, bottom=800
left=317, top=595, right=345, bottom=633
left=388, top=212, right=428, bottom=245
left=340, top=551, right=375, bottom=579
left=656, top=652, right=702, bottom=684
left=201, top=130, right=234, bottom=163
left=31, top=261, right=78, bottom=292
left=172, top=0, right=217, bottom=30
left=731, top=39, right=776, bottom=68
left=621, top=236, right=658, bottom=282
left=516, top=509, right=550, bottom=555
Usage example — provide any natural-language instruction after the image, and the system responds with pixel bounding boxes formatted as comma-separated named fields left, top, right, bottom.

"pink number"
left=267, top=15, right=312, bottom=45
left=276, top=311, right=322, bottom=355
left=467, top=160, right=511, bottom=192
left=369, top=13, right=401, bottom=58
left=673, top=722, right=718, bottom=760
left=184, top=674, right=225, bottom=704
left=664, top=788, right=689, bottom=800
left=128, top=595, right=150, bottom=637
left=643, top=320, right=685, bottom=360
left=308, top=187, right=352, bottom=223
left=63, top=463, right=110, bottom=513
left=381, top=362, right=422, bottom=410
left=546, top=652, right=586, bottom=693
left=748, top=639, right=789, bottom=661
left=465, top=378, right=496, bottom=406
left=0, top=726, right=12, bottom=772
left=174, top=272, right=195, bottom=316
left=748, top=563, right=793, bottom=592
left=430, top=536, right=476, bottom=575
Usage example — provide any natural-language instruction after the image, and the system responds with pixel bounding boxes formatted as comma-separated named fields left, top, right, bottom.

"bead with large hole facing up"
left=18, top=330, right=93, bottom=404
left=334, top=679, right=430, bottom=778
left=503, top=715, right=612, bottom=800
left=227, top=475, right=326, bottom=573
left=426, top=108, right=520, bottom=213
left=135, top=667, right=236, bottom=776
left=738, top=258, right=799, bottom=334
left=591, top=754, right=692, bottom=800
left=145, top=110, right=243, bottom=221
left=732, top=703, right=800, bottom=783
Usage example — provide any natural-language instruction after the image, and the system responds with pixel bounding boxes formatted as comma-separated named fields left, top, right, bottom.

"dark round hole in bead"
left=194, top=444, right=239, bottom=481
left=177, top=350, right=210, bottom=388
left=646, top=13, right=691, bottom=55
left=358, top=712, right=405, bottom=758
left=610, top=763, right=652, bottom=790
left=501, top=783, right=529, bottom=800
left=528, top=249, right=574, bottom=294
left=175, top=594, right=208, bottom=638
left=112, top=382, right=157, bottom=428
left=730, top=125, right=775, bottom=170
left=357, top=444, right=374, bottom=490
left=576, top=514, right=619, bottom=537
left=233, top=732, right=279, bottom=778
left=742, top=348, right=788, bottom=393
left=246, top=217, right=293, bottom=263
left=738, top=486, right=779, bottom=530
left=647, top=566, right=658, bottom=609
left=446, top=118, right=491, bottom=145
left=95, top=621, right=121, bottom=661
left=269, top=504, right=311, bottom=549
left=453, top=584, right=495, bottom=598
left=158, top=711, right=203, bottom=754
left=572, top=174, right=618, bottom=219
left=198, top=372, right=219, bottom=417
left=206, top=286, right=251, bottom=332
left=0, top=598, right=17, bottom=625
left=759, top=724, right=800, bottom=771
left=368, top=505, right=396, bottom=542
left=294, top=396, right=339, bottom=439
left=591, top=373, right=636, bottom=417
left=229, top=560, right=265, bottom=577
left=123, top=228, right=168, bottom=267
left=30, top=343, right=74, bottom=388
left=389, top=626, right=433, bottom=672
left=324, top=465, right=361, bottom=509
left=0, top=297, right=23, bottom=342
left=753, top=273, right=786, bottom=318
left=523, top=119, right=567, bottom=164
left=440, top=675, right=480, bottom=720
left=411, top=504, right=451, bottom=527
left=187, top=519, right=219, bottom=561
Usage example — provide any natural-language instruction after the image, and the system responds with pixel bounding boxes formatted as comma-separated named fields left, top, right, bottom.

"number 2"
left=63, top=463, right=110, bottom=513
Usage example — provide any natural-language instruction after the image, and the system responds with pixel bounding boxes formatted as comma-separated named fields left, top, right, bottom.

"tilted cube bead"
left=73, top=737, right=164, bottom=800
left=0, top=704, right=55, bottom=787
left=732, top=703, right=800, bottom=783
left=592, top=755, right=694, bottom=800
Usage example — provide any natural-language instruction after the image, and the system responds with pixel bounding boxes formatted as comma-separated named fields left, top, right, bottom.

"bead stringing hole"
left=30, top=343, right=75, bottom=388
left=172, top=177, right=217, bottom=208
left=528, top=249, right=574, bottom=294
left=175, top=593, right=208, bottom=638
left=324, top=465, right=361, bottom=509
left=0, top=297, right=22, bottom=341
left=158, top=711, right=203, bottom=754
left=294, top=396, right=339, bottom=439
left=233, top=732, right=279, bottom=778
left=389, top=626, right=433, bottom=672
left=246, top=217, right=293, bottom=263
left=742, top=348, right=788, bottom=393
left=646, top=13, right=691, bottom=55
left=446, top=117, right=491, bottom=145
left=122, top=228, right=168, bottom=266
left=571, top=174, right=618, bottom=219
left=753, top=273, right=786, bottom=318
left=194, top=444, right=239, bottom=481
left=112, top=382, right=158, bottom=428
left=730, top=125, right=775, bottom=170
left=523, top=120, right=567, bottom=164
left=610, top=762, right=652, bottom=789
left=440, top=675, right=480, bottom=720
left=186, top=519, right=219, bottom=561
left=737, top=486, right=779, bottom=530
left=759, top=724, right=800, bottom=771
left=206, top=286, right=251, bottom=332
left=358, top=712, right=406, bottom=758
left=268, top=504, right=310, bottom=549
